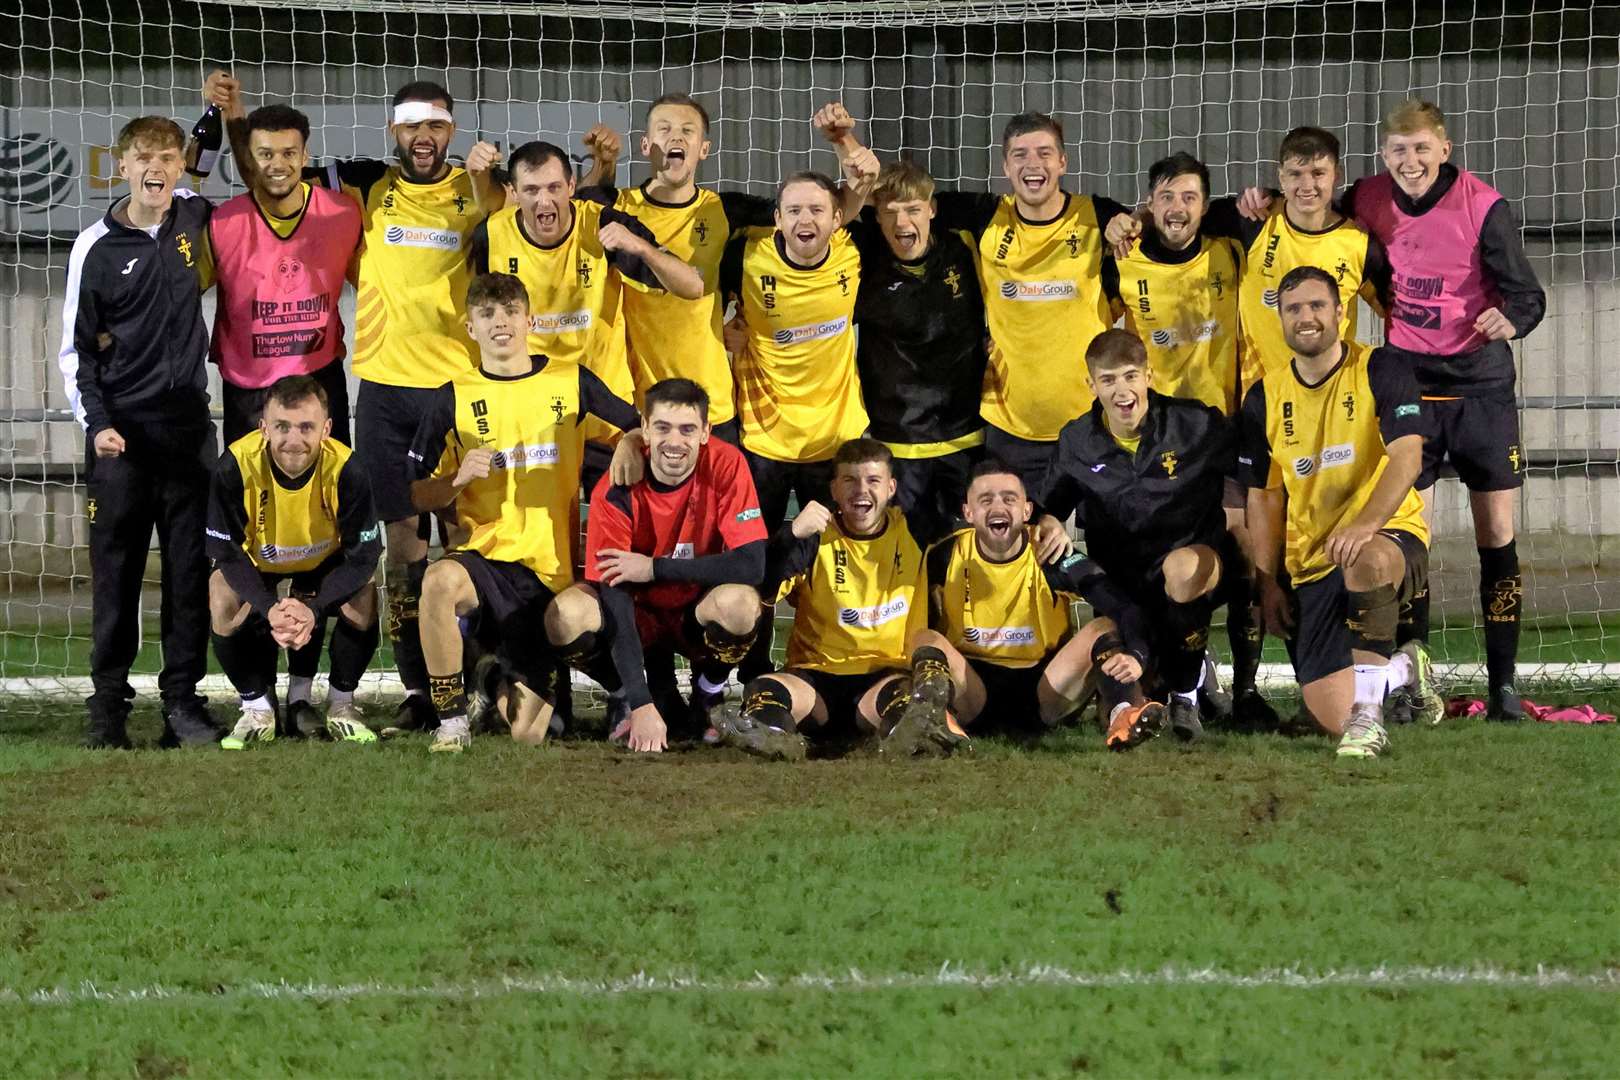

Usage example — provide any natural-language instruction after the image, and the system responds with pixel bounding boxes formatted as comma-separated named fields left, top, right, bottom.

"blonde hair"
left=872, top=160, right=935, bottom=207
left=115, top=116, right=184, bottom=155
left=1386, top=99, right=1448, bottom=141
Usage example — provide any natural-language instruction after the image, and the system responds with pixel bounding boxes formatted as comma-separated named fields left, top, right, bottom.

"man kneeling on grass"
left=714, top=438, right=958, bottom=760
left=547, top=377, right=768, bottom=753
left=207, top=375, right=382, bottom=747
left=902, top=458, right=1165, bottom=748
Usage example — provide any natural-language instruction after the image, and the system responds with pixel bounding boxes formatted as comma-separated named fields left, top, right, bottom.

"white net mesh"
left=3, top=0, right=1616, bottom=699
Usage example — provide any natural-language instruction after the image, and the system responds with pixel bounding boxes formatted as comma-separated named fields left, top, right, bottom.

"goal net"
left=3, top=0, right=1616, bottom=702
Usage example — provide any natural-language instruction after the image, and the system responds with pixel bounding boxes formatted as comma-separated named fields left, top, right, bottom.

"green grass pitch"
left=0, top=697, right=1616, bottom=1077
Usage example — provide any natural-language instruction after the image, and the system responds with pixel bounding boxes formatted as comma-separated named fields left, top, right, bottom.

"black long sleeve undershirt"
left=653, top=539, right=766, bottom=588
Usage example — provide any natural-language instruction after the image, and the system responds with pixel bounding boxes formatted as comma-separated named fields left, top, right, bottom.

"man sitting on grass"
left=714, top=439, right=952, bottom=760
left=207, top=375, right=382, bottom=748
left=901, top=458, right=1166, bottom=749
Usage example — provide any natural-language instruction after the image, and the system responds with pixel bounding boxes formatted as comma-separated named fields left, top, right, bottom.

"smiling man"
left=901, top=459, right=1167, bottom=750
left=714, top=439, right=947, bottom=760
left=206, top=376, right=382, bottom=748
left=1240, top=267, right=1441, bottom=758
left=1037, top=330, right=1236, bottom=742
left=58, top=115, right=221, bottom=748
left=1343, top=100, right=1546, bottom=720
left=555, top=378, right=769, bottom=752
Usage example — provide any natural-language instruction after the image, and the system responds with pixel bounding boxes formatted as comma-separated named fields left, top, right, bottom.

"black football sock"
left=1479, top=541, right=1523, bottom=688
left=1090, top=632, right=1136, bottom=714
left=213, top=622, right=276, bottom=701
left=740, top=676, right=798, bottom=733
left=1347, top=583, right=1399, bottom=660
left=1399, top=581, right=1431, bottom=646
left=1163, top=595, right=1217, bottom=695
left=428, top=672, right=467, bottom=722
left=874, top=675, right=915, bottom=737
left=1225, top=587, right=1262, bottom=696
left=908, top=645, right=955, bottom=706
left=385, top=558, right=430, bottom=694
left=328, top=617, right=379, bottom=694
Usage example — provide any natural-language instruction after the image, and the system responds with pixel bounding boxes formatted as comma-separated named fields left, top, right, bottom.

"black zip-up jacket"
left=1038, top=391, right=1234, bottom=587
left=58, top=189, right=213, bottom=438
left=850, top=214, right=987, bottom=446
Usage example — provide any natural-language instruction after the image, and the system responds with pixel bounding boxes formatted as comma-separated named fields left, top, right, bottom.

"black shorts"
left=710, top=418, right=741, bottom=447
left=252, top=554, right=359, bottom=619
left=1418, top=395, right=1524, bottom=492
left=891, top=445, right=980, bottom=537
left=966, top=658, right=1048, bottom=735
left=355, top=380, right=441, bottom=525
left=984, top=426, right=1057, bottom=499
left=784, top=667, right=903, bottom=740
left=446, top=551, right=555, bottom=687
left=222, top=359, right=353, bottom=448
left=743, top=451, right=835, bottom=534
left=1288, top=528, right=1430, bottom=685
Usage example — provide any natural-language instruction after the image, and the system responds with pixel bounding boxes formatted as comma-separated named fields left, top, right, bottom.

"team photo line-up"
left=59, top=70, right=1545, bottom=760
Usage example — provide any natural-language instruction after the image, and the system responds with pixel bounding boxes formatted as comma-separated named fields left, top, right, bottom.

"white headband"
left=392, top=101, right=454, bottom=126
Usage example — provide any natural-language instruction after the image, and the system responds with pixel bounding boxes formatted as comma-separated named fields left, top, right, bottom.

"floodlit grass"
left=0, top=703, right=1616, bottom=1077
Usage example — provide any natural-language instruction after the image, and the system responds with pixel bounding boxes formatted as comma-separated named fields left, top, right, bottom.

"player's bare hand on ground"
left=1100, top=651, right=1143, bottom=684
left=455, top=447, right=494, bottom=487
left=464, top=140, right=501, bottom=175
left=1104, top=211, right=1143, bottom=259
left=1325, top=521, right=1379, bottom=569
left=1032, top=514, right=1073, bottom=563
left=1237, top=186, right=1274, bottom=220
left=792, top=501, right=835, bottom=539
left=612, top=703, right=667, bottom=752
left=93, top=428, right=126, bottom=458
left=582, top=124, right=622, bottom=166
left=1255, top=574, right=1294, bottom=638
left=598, top=220, right=651, bottom=257
left=609, top=431, right=646, bottom=486
left=203, top=70, right=241, bottom=114
left=596, top=548, right=655, bottom=586
left=1474, top=306, right=1517, bottom=341
left=813, top=101, right=857, bottom=144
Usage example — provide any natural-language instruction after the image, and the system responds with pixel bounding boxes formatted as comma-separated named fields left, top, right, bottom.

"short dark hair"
left=264, top=374, right=328, bottom=415
left=1277, top=265, right=1341, bottom=302
left=246, top=104, right=310, bottom=145
left=833, top=438, right=894, bottom=473
left=646, top=93, right=711, bottom=135
left=643, top=378, right=710, bottom=421
left=1277, top=125, right=1341, bottom=166
left=966, top=457, right=1026, bottom=492
left=115, top=116, right=184, bottom=155
left=1147, top=151, right=1210, bottom=200
left=392, top=80, right=454, bottom=113
left=1085, top=328, right=1149, bottom=374
left=506, top=140, right=572, bottom=181
left=465, top=272, right=529, bottom=311
left=1001, top=112, right=1065, bottom=154
left=777, top=170, right=840, bottom=209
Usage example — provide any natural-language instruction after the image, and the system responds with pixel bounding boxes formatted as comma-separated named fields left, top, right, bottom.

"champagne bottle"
left=186, top=104, right=223, bottom=179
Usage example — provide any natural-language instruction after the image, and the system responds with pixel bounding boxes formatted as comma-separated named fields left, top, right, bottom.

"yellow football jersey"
left=227, top=430, right=352, bottom=574
left=1118, top=236, right=1245, bottom=416
left=779, top=507, right=927, bottom=675
left=1241, top=341, right=1428, bottom=585
left=420, top=360, right=594, bottom=591
left=347, top=165, right=484, bottom=388
left=929, top=527, right=1074, bottom=669
left=975, top=194, right=1114, bottom=440
left=613, top=185, right=736, bottom=425
left=1238, top=207, right=1375, bottom=387
left=479, top=201, right=638, bottom=446
left=726, top=227, right=867, bottom=463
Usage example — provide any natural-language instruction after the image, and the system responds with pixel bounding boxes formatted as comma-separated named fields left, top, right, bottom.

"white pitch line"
left=4, top=964, right=1617, bottom=1007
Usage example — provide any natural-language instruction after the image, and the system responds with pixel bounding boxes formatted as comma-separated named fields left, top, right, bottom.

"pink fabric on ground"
left=1444, top=697, right=1616, bottom=724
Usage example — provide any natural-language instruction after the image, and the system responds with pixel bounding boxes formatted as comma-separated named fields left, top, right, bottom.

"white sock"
left=328, top=686, right=355, bottom=709
left=697, top=674, right=728, bottom=696
left=240, top=693, right=272, bottom=713
left=1353, top=665, right=1387, bottom=706
left=288, top=676, right=314, bottom=704
left=1195, top=661, right=1207, bottom=690
left=1109, top=701, right=1131, bottom=723
left=404, top=688, right=424, bottom=700
left=1174, top=689, right=1197, bottom=707
left=1385, top=653, right=1413, bottom=694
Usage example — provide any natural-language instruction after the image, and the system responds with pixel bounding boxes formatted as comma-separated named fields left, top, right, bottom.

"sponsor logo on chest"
left=999, top=279, right=1077, bottom=302
left=1292, top=442, right=1355, bottom=477
left=773, top=316, right=848, bottom=346
left=383, top=225, right=462, bottom=250
left=488, top=443, right=561, bottom=470
left=530, top=310, right=593, bottom=334
left=837, top=597, right=909, bottom=629
left=962, top=625, right=1037, bottom=648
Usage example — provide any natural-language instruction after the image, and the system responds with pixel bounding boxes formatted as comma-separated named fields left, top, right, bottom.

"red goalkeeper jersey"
left=585, top=437, right=767, bottom=612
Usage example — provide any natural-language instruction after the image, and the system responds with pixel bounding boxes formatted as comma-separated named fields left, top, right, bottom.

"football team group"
left=57, top=72, right=1545, bottom=760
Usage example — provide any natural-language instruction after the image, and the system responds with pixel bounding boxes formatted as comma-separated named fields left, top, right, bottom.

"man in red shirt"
left=550, top=378, right=767, bottom=751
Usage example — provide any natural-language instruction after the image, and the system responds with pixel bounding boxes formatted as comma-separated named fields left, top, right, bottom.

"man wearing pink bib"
left=1347, top=100, right=1546, bottom=721
left=207, top=104, right=361, bottom=447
